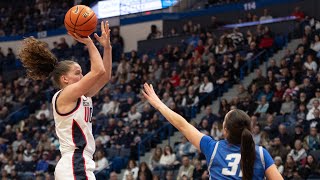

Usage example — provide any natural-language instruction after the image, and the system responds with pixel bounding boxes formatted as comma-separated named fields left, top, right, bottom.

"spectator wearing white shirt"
left=227, top=28, right=244, bottom=47
left=96, top=130, right=110, bottom=145
left=159, top=145, right=177, bottom=167
left=254, top=95, right=269, bottom=116
left=259, top=9, right=273, bottom=21
left=307, top=88, right=320, bottom=110
left=288, top=139, right=307, bottom=163
left=99, top=95, right=116, bottom=116
left=215, top=39, right=227, bottom=55
left=94, top=150, right=109, bottom=180
left=307, top=99, right=320, bottom=120
left=4, top=160, right=15, bottom=175
left=36, top=103, right=50, bottom=120
left=12, top=132, right=26, bottom=153
left=177, top=156, right=194, bottom=180
left=310, top=34, right=320, bottom=52
left=127, top=106, right=142, bottom=122
left=95, top=151, right=108, bottom=170
left=123, top=160, right=139, bottom=180
left=210, top=121, right=223, bottom=141
left=304, top=54, right=317, bottom=72
left=23, top=143, right=35, bottom=162
left=199, top=76, right=214, bottom=108
left=274, top=156, right=284, bottom=175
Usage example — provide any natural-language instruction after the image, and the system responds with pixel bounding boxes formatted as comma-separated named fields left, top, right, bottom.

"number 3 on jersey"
left=222, top=153, right=243, bottom=177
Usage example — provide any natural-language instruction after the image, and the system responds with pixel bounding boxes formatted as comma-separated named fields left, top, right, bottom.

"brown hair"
left=152, top=147, right=162, bottom=162
left=224, top=109, right=255, bottom=180
left=126, top=159, right=137, bottom=170
left=163, top=145, right=173, bottom=156
left=18, top=37, right=76, bottom=88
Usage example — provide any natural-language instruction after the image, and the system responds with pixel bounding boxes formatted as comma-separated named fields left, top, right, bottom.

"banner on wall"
left=91, top=0, right=179, bottom=19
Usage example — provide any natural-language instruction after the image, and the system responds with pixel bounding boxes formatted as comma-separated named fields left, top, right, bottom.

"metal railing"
left=239, top=50, right=268, bottom=81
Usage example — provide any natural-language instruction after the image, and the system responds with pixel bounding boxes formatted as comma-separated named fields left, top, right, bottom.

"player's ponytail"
left=224, top=109, right=255, bottom=180
left=19, top=37, right=58, bottom=80
left=240, top=128, right=255, bottom=180
left=19, top=37, right=76, bottom=88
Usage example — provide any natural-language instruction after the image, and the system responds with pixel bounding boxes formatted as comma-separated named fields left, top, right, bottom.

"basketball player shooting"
left=18, top=21, right=112, bottom=180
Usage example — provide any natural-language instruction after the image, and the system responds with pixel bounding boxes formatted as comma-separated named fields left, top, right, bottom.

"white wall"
left=121, top=20, right=163, bottom=52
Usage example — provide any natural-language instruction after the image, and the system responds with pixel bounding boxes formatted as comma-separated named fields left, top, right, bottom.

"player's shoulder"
left=52, top=90, right=62, bottom=102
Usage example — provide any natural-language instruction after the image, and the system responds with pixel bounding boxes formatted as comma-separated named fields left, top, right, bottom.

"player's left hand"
left=94, top=21, right=111, bottom=49
left=142, top=83, right=164, bottom=110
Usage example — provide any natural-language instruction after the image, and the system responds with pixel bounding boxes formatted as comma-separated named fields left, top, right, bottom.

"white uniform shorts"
left=55, top=152, right=96, bottom=180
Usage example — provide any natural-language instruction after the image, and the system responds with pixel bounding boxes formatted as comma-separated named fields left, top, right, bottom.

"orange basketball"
left=64, top=5, right=98, bottom=37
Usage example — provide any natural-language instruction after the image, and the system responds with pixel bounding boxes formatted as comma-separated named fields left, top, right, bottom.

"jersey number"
left=84, top=107, right=93, bottom=123
left=221, top=153, right=242, bottom=177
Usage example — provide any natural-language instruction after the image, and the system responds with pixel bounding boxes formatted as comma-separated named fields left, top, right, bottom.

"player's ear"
left=223, top=127, right=228, bottom=139
left=60, top=75, right=69, bottom=85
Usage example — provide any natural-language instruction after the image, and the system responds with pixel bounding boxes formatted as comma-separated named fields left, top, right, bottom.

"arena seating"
left=0, top=1, right=320, bottom=180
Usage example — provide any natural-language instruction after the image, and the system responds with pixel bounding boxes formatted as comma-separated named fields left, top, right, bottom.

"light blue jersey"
left=200, top=135, right=274, bottom=180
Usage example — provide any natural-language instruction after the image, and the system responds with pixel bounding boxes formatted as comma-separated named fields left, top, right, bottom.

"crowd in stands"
left=0, top=0, right=74, bottom=37
left=0, top=4, right=319, bottom=180
left=215, top=16, right=320, bottom=179
left=0, top=0, right=266, bottom=38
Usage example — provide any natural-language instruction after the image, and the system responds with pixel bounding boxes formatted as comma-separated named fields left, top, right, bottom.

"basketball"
left=64, top=5, right=98, bottom=37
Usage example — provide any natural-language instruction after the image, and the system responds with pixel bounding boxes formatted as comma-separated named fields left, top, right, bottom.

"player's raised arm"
left=142, top=83, right=204, bottom=150
left=59, top=33, right=105, bottom=102
left=85, top=21, right=113, bottom=97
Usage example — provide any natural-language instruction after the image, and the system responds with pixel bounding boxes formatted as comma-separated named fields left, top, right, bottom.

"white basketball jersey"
left=52, top=90, right=95, bottom=158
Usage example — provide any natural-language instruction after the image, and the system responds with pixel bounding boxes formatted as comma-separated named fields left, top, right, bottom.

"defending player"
left=19, top=21, right=112, bottom=180
left=142, top=83, right=283, bottom=180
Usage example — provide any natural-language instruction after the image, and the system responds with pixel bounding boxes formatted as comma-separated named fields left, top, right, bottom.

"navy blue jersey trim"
left=72, top=120, right=88, bottom=180
left=55, top=91, right=81, bottom=116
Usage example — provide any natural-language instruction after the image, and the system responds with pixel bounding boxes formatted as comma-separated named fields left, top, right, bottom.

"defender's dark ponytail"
left=240, top=128, right=255, bottom=180
left=224, top=109, right=256, bottom=180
